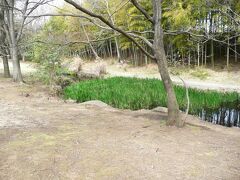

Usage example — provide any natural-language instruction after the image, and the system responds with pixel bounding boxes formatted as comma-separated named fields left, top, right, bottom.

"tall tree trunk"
left=205, top=43, right=207, bottom=66
left=188, top=51, right=191, bottom=67
left=109, top=40, right=113, bottom=58
left=2, top=55, right=10, bottom=78
left=210, top=11, right=214, bottom=69
left=211, top=40, right=214, bottom=68
left=235, top=37, right=237, bottom=63
left=171, top=44, right=174, bottom=63
left=114, top=36, right=121, bottom=62
left=152, top=0, right=182, bottom=127
left=201, top=43, right=204, bottom=66
left=9, top=1, right=23, bottom=82
left=145, top=55, right=148, bottom=65
left=227, top=37, right=230, bottom=68
left=11, top=44, right=23, bottom=81
left=197, top=43, right=200, bottom=67
left=0, top=0, right=11, bottom=78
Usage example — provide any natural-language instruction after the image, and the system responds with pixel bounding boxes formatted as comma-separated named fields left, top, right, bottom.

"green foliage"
left=43, top=16, right=68, bottom=35
left=163, top=1, right=192, bottom=30
left=64, top=77, right=239, bottom=114
left=162, top=0, right=203, bottom=55
left=118, top=0, right=152, bottom=49
left=29, top=43, right=73, bottom=86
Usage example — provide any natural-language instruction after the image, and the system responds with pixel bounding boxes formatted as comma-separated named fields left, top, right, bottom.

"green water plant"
left=64, top=77, right=239, bottom=114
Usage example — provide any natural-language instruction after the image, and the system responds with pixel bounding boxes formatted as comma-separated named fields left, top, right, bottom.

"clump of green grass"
left=64, top=77, right=239, bottom=114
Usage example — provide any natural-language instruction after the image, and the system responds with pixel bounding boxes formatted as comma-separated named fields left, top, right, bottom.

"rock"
left=77, top=70, right=101, bottom=80
left=95, top=61, right=107, bottom=75
left=62, top=57, right=83, bottom=73
left=77, top=62, right=107, bottom=80
left=64, top=99, right=76, bottom=103
left=62, top=58, right=107, bottom=80
left=152, top=107, right=168, bottom=113
left=81, top=100, right=109, bottom=108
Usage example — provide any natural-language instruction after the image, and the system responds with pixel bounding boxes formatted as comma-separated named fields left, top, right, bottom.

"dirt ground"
left=1, top=58, right=240, bottom=92
left=84, top=60, right=240, bottom=92
left=0, top=78, right=240, bottom=180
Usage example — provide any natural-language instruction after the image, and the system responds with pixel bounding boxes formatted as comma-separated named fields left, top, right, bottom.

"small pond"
left=197, top=100, right=240, bottom=128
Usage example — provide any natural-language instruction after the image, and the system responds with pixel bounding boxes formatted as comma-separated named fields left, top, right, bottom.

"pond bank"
left=64, top=77, right=240, bottom=128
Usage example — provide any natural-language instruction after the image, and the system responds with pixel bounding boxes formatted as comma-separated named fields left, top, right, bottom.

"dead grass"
left=190, top=68, right=210, bottom=80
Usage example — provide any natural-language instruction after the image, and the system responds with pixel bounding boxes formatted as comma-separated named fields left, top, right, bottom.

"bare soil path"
left=0, top=78, right=240, bottom=180
left=105, top=63, right=240, bottom=92
left=1, top=59, right=240, bottom=92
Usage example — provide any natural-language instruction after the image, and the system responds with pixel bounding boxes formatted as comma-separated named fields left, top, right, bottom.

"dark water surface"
left=198, top=100, right=240, bottom=128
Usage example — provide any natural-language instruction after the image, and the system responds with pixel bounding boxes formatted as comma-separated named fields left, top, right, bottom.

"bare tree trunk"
left=2, top=55, right=10, bottom=78
left=188, top=51, right=191, bottom=67
left=82, top=24, right=101, bottom=61
left=109, top=40, right=113, bottom=57
left=209, top=11, right=214, bottom=69
left=11, top=44, right=23, bottom=81
left=201, top=43, right=204, bottom=66
left=235, top=37, right=237, bottom=63
left=211, top=40, right=214, bottom=68
left=0, top=0, right=10, bottom=78
left=145, top=55, right=148, bottom=65
left=114, top=36, right=121, bottom=62
left=227, top=37, right=230, bottom=68
left=197, top=43, right=200, bottom=67
left=152, top=0, right=182, bottom=127
left=205, top=43, right=207, bottom=66
left=171, top=44, right=174, bottom=63
left=9, top=5, right=23, bottom=82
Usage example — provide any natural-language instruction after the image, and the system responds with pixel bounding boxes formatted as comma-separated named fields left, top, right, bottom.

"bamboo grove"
left=23, top=0, right=240, bottom=68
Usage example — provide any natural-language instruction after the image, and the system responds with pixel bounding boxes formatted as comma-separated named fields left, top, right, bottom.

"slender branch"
left=0, top=4, right=22, bottom=13
left=26, top=34, right=120, bottom=47
left=130, top=0, right=153, bottom=24
left=27, top=14, right=112, bottom=30
left=127, top=32, right=153, bottom=49
left=212, top=9, right=240, bottom=26
left=16, top=0, right=29, bottom=42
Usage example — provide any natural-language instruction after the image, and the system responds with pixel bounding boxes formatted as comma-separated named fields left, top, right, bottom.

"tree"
left=1, top=0, right=54, bottom=82
left=0, top=0, right=10, bottom=78
left=63, top=0, right=184, bottom=127
left=3, top=0, right=24, bottom=82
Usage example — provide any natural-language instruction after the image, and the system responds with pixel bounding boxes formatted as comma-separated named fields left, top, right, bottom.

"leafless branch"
left=130, top=0, right=153, bottom=24
left=27, top=13, right=112, bottom=30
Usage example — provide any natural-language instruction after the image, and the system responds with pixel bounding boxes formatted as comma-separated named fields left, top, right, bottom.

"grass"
left=63, top=77, right=239, bottom=114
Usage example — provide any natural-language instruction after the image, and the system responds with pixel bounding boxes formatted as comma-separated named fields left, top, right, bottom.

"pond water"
left=198, top=100, right=240, bottom=128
